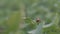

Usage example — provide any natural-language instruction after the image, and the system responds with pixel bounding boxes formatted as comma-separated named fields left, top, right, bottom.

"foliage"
left=0, top=0, right=60, bottom=34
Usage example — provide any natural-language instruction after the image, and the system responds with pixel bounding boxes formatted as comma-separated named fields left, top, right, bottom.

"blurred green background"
left=0, top=0, right=60, bottom=34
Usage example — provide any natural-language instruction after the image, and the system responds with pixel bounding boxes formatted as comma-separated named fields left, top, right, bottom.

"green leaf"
left=34, top=22, right=43, bottom=34
left=6, top=11, right=21, bottom=34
